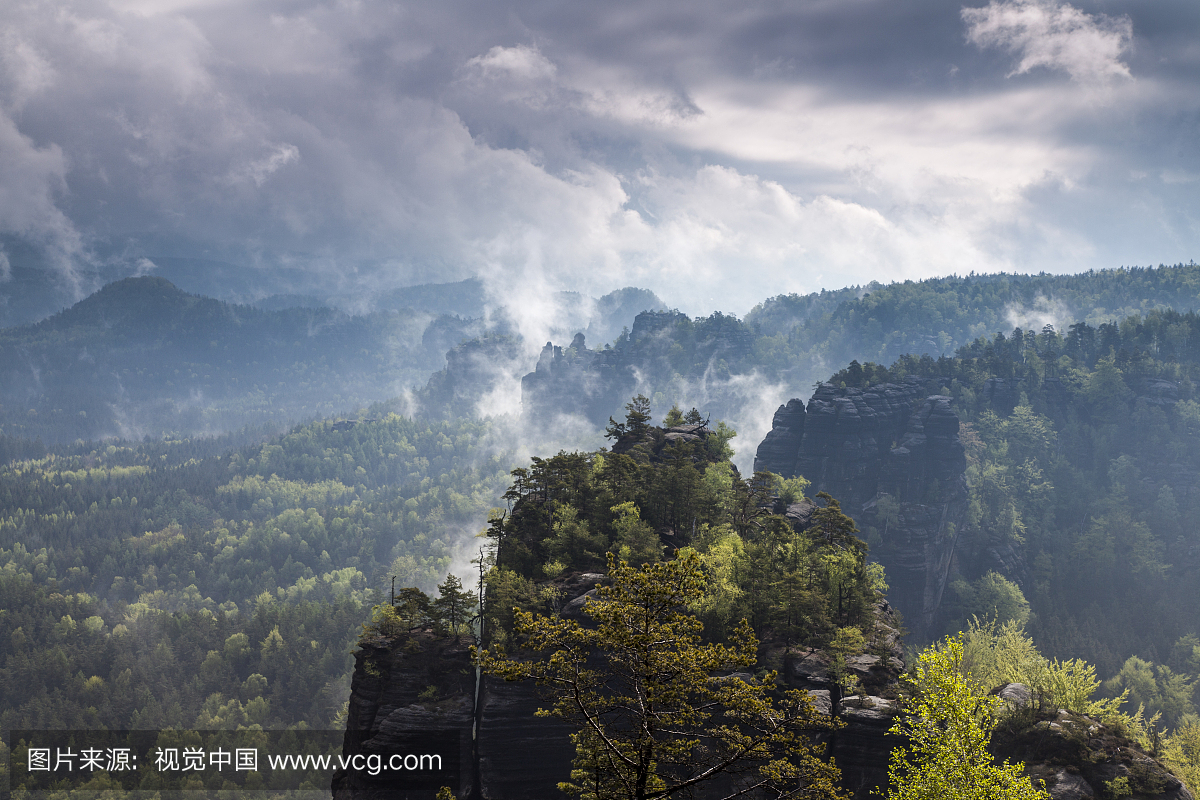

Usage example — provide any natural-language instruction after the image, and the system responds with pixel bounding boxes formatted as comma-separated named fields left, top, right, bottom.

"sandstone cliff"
left=335, top=589, right=1196, bottom=800
left=754, top=380, right=968, bottom=640
left=335, top=584, right=906, bottom=800
left=520, top=310, right=755, bottom=427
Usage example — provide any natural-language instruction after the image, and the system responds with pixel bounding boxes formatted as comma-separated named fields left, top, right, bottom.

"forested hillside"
left=807, top=310, right=1200, bottom=730
left=0, top=277, right=455, bottom=443
left=747, top=263, right=1200, bottom=374
left=514, top=264, right=1200, bottom=465
left=477, top=405, right=883, bottom=652
left=0, top=407, right=511, bottom=730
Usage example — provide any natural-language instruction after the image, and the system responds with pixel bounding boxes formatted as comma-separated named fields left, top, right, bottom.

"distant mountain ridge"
left=0, top=277, right=445, bottom=443
left=0, top=276, right=668, bottom=444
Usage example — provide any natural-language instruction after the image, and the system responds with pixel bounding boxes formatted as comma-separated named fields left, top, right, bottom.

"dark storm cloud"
left=0, top=0, right=1196, bottom=331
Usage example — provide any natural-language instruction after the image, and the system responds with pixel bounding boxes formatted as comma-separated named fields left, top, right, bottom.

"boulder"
left=562, top=588, right=599, bottom=618
left=1048, top=769, right=1095, bottom=800
left=996, top=682, right=1032, bottom=710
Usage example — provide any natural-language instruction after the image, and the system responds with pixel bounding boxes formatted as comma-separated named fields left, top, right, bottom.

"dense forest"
left=0, top=405, right=512, bottom=732
left=819, top=309, right=1200, bottom=733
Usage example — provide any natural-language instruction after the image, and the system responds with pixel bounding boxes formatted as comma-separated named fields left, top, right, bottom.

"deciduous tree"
left=884, top=634, right=1048, bottom=800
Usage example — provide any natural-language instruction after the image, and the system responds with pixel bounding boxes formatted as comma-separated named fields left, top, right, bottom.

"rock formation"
left=336, top=589, right=908, bottom=800
left=336, top=584, right=1194, bottom=800
left=520, top=310, right=756, bottom=428
left=989, top=697, right=1194, bottom=800
left=520, top=333, right=629, bottom=425
left=333, top=631, right=477, bottom=800
left=754, top=381, right=968, bottom=639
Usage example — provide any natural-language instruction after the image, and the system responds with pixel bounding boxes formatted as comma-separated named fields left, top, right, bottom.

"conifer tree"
left=477, top=551, right=844, bottom=800
left=432, top=575, right=476, bottom=639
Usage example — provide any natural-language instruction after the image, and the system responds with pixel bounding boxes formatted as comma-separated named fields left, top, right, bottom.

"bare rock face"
left=754, top=398, right=807, bottom=478
left=520, top=334, right=617, bottom=423
left=879, top=396, right=966, bottom=501
left=787, top=381, right=928, bottom=509
left=332, top=633, right=476, bottom=800
left=994, top=682, right=1033, bottom=711
left=475, top=675, right=577, bottom=799
left=755, top=382, right=970, bottom=639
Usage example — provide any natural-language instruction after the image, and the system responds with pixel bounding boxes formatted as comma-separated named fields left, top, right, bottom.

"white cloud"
left=463, top=44, right=557, bottom=83
left=0, top=0, right=1194, bottom=319
left=237, top=143, right=300, bottom=187
left=963, top=0, right=1133, bottom=83
left=0, top=32, right=56, bottom=110
left=0, top=110, right=83, bottom=285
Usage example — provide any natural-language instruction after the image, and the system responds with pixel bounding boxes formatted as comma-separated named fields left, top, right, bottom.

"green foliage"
left=948, top=572, right=1031, bottom=631
left=960, top=619, right=1124, bottom=718
left=1103, top=656, right=1198, bottom=730
left=830, top=626, right=867, bottom=695
left=0, top=411, right=511, bottom=731
left=432, top=574, right=477, bottom=638
left=610, top=502, right=662, bottom=566
left=487, top=423, right=879, bottom=649
left=776, top=475, right=811, bottom=505
left=884, top=635, right=1049, bottom=800
left=606, top=395, right=653, bottom=443
left=707, top=420, right=737, bottom=461
left=477, top=552, right=846, bottom=800
left=1163, top=721, right=1200, bottom=794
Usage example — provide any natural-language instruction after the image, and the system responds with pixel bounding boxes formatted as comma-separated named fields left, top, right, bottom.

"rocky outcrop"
left=332, top=632, right=476, bottom=800
left=992, top=707, right=1194, bottom=800
left=782, top=600, right=907, bottom=800
left=609, top=421, right=720, bottom=467
left=786, top=380, right=929, bottom=509
left=475, top=675, right=578, bottom=799
left=754, top=399, right=807, bottom=479
left=755, top=382, right=969, bottom=638
left=520, top=333, right=620, bottom=423
left=520, top=310, right=757, bottom=428
left=878, top=396, right=966, bottom=502
left=338, top=594, right=907, bottom=800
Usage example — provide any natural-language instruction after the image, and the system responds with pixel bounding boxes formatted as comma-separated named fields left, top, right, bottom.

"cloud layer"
left=1, top=0, right=1197, bottom=329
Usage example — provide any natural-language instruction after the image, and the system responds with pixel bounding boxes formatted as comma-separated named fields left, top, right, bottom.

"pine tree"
left=432, top=575, right=476, bottom=639
left=477, top=551, right=845, bottom=800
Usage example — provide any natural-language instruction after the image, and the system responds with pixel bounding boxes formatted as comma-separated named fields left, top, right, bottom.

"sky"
left=1, top=0, right=1198, bottom=319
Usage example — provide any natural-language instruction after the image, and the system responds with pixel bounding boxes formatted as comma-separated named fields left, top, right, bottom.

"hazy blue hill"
left=253, top=293, right=330, bottom=311
left=373, top=277, right=488, bottom=318
left=0, top=277, right=444, bottom=443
